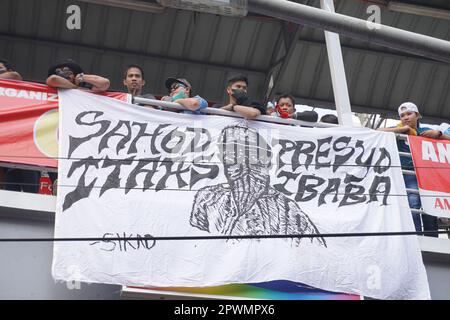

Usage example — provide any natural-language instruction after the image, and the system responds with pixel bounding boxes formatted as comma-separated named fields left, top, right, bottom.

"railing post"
left=320, top=0, right=353, bottom=126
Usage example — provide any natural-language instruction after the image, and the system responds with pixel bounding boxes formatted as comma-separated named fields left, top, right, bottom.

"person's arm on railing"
left=0, top=71, right=22, bottom=80
left=75, top=74, right=110, bottom=92
left=222, top=103, right=262, bottom=119
left=420, top=130, right=445, bottom=139
left=46, top=75, right=78, bottom=89
left=378, top=125, right=412, bottom=134
left=174, top=96, right=208, bottom=112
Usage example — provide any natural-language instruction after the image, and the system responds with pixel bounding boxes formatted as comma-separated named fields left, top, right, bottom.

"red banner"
left=409, top=135, right=450, bottom=218
left=0, top=79, right=129, bottom=168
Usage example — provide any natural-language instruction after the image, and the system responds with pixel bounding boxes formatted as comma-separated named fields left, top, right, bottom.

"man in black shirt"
left=221, top=74, right=266, bottom=119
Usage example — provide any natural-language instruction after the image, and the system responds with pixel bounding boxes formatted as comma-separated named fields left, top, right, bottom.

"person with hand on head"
left=378, top=102, right=447, bottom=237
left=221, top=74, right=266, bottom=119
left=161, top=77, right=208, bottom=114
left=0, top=59, right=22, bottom=80
left=46, top=59, right=110, bottom=92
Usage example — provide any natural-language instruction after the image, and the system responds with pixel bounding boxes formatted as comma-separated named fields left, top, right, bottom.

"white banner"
left=52, top=89, right=430, bottom=299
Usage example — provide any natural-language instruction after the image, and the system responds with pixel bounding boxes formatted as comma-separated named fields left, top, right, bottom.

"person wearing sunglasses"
left=161, top=77, right=208, bottom=114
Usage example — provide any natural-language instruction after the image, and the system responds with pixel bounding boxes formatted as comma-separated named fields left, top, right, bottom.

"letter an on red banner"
left=408, top=135, right=450, bottom=218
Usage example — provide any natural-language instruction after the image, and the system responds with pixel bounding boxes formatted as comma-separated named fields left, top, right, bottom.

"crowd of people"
left=1, top=58, right=449, bottom=237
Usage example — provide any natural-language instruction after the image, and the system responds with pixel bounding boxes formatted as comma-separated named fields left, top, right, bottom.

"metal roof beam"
left=297, top=37, right=448, bottom=65
left=76, top=0, right=166, bottom=13
left=0, top=32, right=266, bottom=77
left=263, top=24, right=303, bottom=103
left=248, top=0, right=450, bottom=64
left=285, top=95, right=449, bottom=124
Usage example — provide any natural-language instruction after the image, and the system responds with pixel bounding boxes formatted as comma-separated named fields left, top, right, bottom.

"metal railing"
left=0, top=96, right=441, bottom=219
left=133, top=96, right=338, bottom=128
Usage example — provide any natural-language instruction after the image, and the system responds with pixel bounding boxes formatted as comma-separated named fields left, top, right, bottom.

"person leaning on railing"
left=378, top=102, right=449, bottom=237
left=270, top=93, right=319, bottom=124
left=160, top=77, right=208, bottom=114
left=220, top=74, right=266, bottom=119
left=46, top=59, right=110, bottom=92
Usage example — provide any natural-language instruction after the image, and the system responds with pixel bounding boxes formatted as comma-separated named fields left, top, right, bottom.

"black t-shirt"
left=213, top=101, right=266, bottom=115
left=133, top=93, right=157, bottom=106
left=247, top=101, right=266, bottom=115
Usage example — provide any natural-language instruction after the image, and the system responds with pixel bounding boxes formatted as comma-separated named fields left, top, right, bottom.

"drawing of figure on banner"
left=190, top=125, right=327, bottom=247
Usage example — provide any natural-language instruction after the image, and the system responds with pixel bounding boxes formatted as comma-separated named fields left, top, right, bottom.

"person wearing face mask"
left=220, top=74, right=266, bottom=119
left=271, top=94, right=318, bottom=123
left=190, top=124, right=327, bottom=247
left=46, top=59, right=110, bottom=92
left=0, top=59, right=22, bottom=80
left=161, top=77, right=208, bottom=114
left=378, top=102, right=449, bottom=237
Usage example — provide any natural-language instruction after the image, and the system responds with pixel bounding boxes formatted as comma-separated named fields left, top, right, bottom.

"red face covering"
left=275, top=104, right=290, bottom=118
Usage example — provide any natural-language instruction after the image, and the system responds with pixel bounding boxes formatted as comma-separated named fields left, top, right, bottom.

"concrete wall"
left=424, top=260, right=450, bottom=300
left=0, top=190, right=449, bottom=300
left=0, top=216, right=121, bottom=299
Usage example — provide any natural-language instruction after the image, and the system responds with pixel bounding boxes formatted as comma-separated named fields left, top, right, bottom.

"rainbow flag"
left=131, top=281, right=362, bottom=300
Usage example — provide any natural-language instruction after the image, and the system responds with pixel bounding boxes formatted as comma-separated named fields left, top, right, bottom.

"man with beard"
left=190, top=125, right=326, bottom=247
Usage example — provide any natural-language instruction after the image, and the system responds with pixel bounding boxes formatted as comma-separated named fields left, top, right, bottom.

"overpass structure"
left=0, top=0, right=449, bottom=299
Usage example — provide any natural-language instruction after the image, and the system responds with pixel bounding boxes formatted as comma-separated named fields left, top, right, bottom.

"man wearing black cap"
left=46, top=59, right=110, bottom=92
left=221, top=74, right=266, bottom=119
left=0, top=59, right=22, bottom=80
left=161, top=77, right=208, bottom=114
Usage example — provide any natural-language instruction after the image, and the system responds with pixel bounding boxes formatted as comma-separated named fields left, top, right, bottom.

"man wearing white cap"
left=378, top=102, right=449, bottom=237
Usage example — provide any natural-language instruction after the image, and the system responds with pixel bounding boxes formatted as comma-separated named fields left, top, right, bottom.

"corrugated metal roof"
left=0, top=0, right=449, bottom=123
